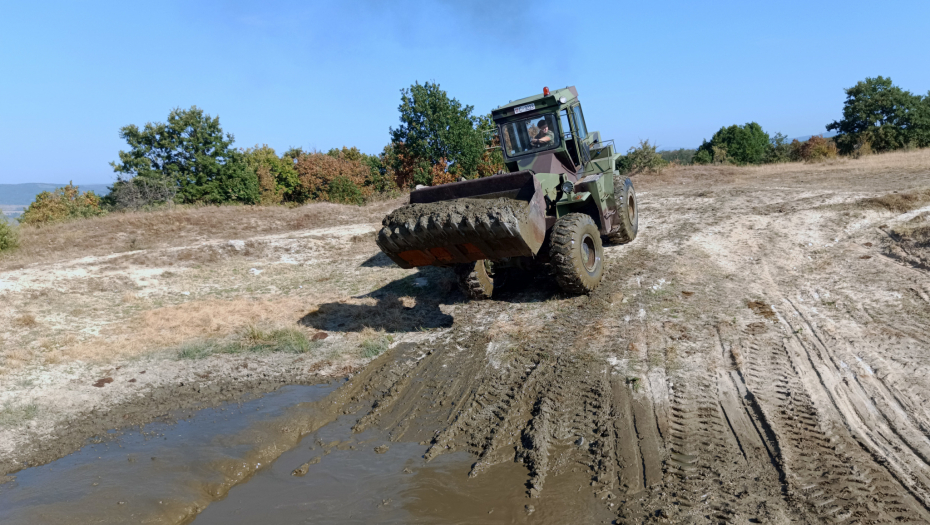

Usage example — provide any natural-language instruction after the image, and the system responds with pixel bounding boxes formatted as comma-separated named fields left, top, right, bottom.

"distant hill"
left=0, top=183, right=111, bottom=206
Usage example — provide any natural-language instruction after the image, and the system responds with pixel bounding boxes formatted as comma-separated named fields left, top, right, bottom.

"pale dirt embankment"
left=2, top=149, right=930, bottom=523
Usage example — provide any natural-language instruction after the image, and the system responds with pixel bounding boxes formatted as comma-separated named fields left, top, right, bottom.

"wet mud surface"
left=1, top=369, right=321, bottom=476
left=0, top=384, right=351, bottom=524
left=6, top=162, right=930, bottom=523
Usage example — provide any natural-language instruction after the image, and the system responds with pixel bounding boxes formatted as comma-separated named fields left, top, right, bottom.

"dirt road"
left=2, top=150, right=930, bottom=523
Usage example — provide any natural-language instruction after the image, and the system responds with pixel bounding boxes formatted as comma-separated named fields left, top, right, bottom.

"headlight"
left=561, top=181, right=574, bottom=194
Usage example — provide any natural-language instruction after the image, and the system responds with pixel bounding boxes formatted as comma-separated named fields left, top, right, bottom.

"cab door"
left=560, top=105, right=590, bottom=171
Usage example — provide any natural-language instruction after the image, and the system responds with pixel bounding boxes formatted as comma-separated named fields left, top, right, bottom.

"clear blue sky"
left=2, top=0, right=928, bottom=185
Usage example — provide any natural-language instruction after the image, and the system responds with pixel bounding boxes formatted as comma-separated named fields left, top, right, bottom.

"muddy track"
left=304, top=167, right=930, bottom=523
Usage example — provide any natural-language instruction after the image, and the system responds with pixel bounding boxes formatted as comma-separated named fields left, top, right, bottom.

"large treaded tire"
left=550, top=214, right=605, bottom=294
left=455, top=261, right=494, bottom=300
left=606, top=176, right=638, bottom=245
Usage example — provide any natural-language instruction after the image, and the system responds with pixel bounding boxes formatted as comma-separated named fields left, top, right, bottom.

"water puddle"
left=0, top=381, right=612, bottom=524
left=0, top=383, right=339, bottom=524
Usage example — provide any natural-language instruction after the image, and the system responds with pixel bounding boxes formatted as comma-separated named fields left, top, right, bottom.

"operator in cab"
left=530, top=119, right=554, bottom=148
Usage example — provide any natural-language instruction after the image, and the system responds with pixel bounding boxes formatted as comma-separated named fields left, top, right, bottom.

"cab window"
left=572, top=105, right=587, bottom=139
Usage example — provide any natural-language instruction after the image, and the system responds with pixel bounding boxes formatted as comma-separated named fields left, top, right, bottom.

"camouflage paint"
left=376, top=86, right=626, bottom=268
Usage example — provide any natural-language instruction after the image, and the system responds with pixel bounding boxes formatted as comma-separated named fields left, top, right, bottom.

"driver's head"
left=537, top=120, right=548, bottom=130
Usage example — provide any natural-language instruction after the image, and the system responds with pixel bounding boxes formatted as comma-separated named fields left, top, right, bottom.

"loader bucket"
left=376, top=170, right=547, bottom=269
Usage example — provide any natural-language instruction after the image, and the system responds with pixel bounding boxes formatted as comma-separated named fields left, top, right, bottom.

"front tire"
left=455, top=260, right=494, bottom=300
left=550, top=214, right=605, bottom=294
left=606, top=176, right=638, bottom=244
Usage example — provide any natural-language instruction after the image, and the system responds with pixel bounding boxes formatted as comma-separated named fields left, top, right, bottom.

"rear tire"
left=455, top=260, right=494, bottom=300
left=606, top=176, right=638, bottom=244
left=550, top=214, right=604, bottom=294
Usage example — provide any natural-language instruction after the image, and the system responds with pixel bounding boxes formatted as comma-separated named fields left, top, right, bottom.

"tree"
left=826, top=76, right=922, bottom=154
left=110, top=106, right=259, bottom=204
left=242, top=145, right=299, bottom=205
left=658, top=148, right=696, bottom=165
left=911, top=92, right=930, bottom=148
left=694, top=122, right=771, bottom=165
left=389, top=81, right=487, bottom=186
left=475, top=114, right=505, bottom=178
left=765, top=133, right=791, bottom=163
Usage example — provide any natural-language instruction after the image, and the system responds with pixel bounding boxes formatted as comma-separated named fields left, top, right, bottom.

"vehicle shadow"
left=299, top=268, right=456, bottom=333
left=300, top=266, right=564, bottom=334
left=359, top=252, right=396, bottom=268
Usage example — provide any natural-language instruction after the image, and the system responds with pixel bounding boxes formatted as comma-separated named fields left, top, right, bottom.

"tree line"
left=618, top=76, right=930, bottom=174
left=103, top=81, right=503, bottom=211
left=10, top=76, right=930, bottom=230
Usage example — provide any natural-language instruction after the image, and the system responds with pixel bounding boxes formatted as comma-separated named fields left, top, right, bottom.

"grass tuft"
left=359, top=328, right=393, bottom=358
left=0, top=403, right=39, bottom=427
left=176, top=326, right=318, bottom=360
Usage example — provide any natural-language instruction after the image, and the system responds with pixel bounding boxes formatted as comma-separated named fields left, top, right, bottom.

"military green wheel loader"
left=376, top=86, right=638, bottom=299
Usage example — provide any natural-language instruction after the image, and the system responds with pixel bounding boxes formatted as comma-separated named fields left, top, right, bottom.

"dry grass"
left=12, top=314, right=37, bottom=328
left=893, top=215, right=930, bottom=246
left=358, top=327, right=393, bottom=358
left=60, top=296, right=322, bottom=362
left=0, top=197, right=405, bottom=270
left=641, top=148, right=930, bottom=192
left=860, top=189, right=930, bottom=213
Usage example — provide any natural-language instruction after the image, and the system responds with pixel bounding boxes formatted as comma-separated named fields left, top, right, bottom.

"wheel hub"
left=580, top=234, right=599, bottom=273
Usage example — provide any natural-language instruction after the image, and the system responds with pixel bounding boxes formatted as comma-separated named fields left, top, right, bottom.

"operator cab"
left=493, top=86, right=591, bottom=175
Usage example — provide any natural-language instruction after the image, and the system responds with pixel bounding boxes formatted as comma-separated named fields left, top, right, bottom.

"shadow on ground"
left=300, top=268, right=456, bottom=333
left=301, top=266, right=563, bottom=333
left=359, top=252, right=396, bottom=268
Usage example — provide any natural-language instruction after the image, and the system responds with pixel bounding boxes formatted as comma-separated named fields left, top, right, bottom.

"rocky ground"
left=2, top=149, right=930, bottom=523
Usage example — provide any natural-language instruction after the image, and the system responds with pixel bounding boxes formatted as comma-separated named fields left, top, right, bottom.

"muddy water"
left=0, top=384, right=339, bottom=524
left=195, top=412, right=610, bottom=524
left=0, top=377, right=611, bottom=524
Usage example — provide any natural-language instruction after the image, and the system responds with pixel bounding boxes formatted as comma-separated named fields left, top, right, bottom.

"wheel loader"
left=376, top=86, right=638, bottom=299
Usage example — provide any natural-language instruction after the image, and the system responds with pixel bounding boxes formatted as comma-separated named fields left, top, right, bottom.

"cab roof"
left=491, top=86, right=579, bottom=122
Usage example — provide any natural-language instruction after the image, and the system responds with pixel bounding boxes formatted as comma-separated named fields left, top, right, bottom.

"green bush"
left=694, top=122, right=771, bottom=165
left=103, top=173, right=177, bottom=211
left=327, top=176, right=365, bottom=205
left=19, top=183, right=107, bottom=225
left=616, top=140, right=669, bottom=174
left=243, top=145, right=300, bottom=205
left=0, top=220, right=19, bottom=252
left=789, top=135, right=838, bottom=162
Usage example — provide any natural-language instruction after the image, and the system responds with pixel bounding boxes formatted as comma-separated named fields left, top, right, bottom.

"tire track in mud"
left=776, top=299, right=930, bottom=517
left=738, top=303, right=930, bottom=523
left=653, top=327, right=790, bottom=524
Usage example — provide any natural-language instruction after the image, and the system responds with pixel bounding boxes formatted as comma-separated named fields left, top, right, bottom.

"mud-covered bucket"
left=376, top=171, right=547, bottom=268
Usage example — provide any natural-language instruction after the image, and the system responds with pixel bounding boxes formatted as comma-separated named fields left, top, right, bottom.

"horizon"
left=2, top=0, right=928, bottom=185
